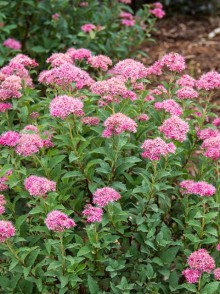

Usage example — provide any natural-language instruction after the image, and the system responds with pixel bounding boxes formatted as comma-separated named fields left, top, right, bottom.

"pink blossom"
left=81, top=24, right=96, bottom=33
left=121, top=19, right=135, bottom=26
left=22, top=125, right=38, bottom=133
left=38, top=63, right=94, bottom=90
left=87, top=55, right=112, bottom=71
left=0, top=62, right=33, bottom=88
left=154, top=99, right=183, bottom=116
left=50, top=95, right=84, bottom=119
left=119, top=0, right=131, bottom=3
left=197, top=128, right=219, bottom=140
left=213, top=118, right=220, bottom=127
left=197, top=71, right=220, bottom=90
left=0, top=220, right=15, bottom=242
left=10, top=54, right=38, bottom=68
left=0, top=170, right=12, bottom=191
left=3, top=38, right=21, bottom=50
left=119, top=12, right=133, bottom=20
left=176, top=86, right=198, bottom=99
left=45, top=210, right=76, bottom=232
left=46, top=53, right=73, bottom=67
left=180, top=180, right=216, bottom=197
left=141, top=137, right=176, bottom=160
left=0, top=75, right=22, bottom=100
left=147, top=60, right=163, bottom=76
left=0, top=103, right=12, bottom=112
left=149, top=8, right=165, bottom=19
left=103, top=113, right=137, bottom=137
left=66, top=48, right=92, bottom=61
left=161, top=53, right=186, bottom=72
left=82, top=204, right=103, bottom=223
left=214, top=268, right=220, bottom=280
left=0, top=205, right=5, bottom=215
left=15, top=133, right=44, bottom=156
left=81, top=116, right=100, bottom=126
left=202, top=135, right=220, bottom=160
left=177, top=74, right=196, bottom=87
left=153, top=2, right=163, bottom=9
left=109, top=59, right=148, bottom=81
left=30, top=112, right=40, bottom=119
left=187, top=249, right=215, bottom=273
left=0, top=131, right=20, bottom=147
left=137, top=114, right=149, bottom=121
left=52, top=13, right=60, bottom=21
left=182, top=268, right=201, bottom=284
left=24, top=175, right=56, bottom=197
left=0, top=195, right=6, bottom=206
left=93, top=187, right=121, bottom=207
left=217, top=244, right=220, bottom=251
left=80, top=2, right=88, bottom=7
left=159, top=115, right=189, bottom=142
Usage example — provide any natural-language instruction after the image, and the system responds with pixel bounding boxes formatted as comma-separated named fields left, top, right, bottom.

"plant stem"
left=59, top=233, right=66, bottom=275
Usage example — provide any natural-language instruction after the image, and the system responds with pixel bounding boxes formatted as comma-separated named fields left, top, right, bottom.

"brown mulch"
left=142, top=15, right=220, bottom=76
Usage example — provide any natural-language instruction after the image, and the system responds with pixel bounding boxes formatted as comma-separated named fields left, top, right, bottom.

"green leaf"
left=201, top=282, right=220, bottom=294
left=87, top=275, right=99, bottom=294
left=77, top=246, right=91, bottom=257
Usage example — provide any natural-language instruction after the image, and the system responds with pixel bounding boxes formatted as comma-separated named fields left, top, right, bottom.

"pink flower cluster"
left=183, top=249, right=216, bottom=283
left=176, top=86, right=198, bottom=99
left=3, top=38, right=21, bottom=50
left=46, top=53, right=73, bottom=67
left=66, top=48, right=92, bottom=61
left=0, top=75, right=22, bottom=100
left=50, top=95, right=84, bottom=119
left=81, top=23, right=96, bottom=33
left=0, top=220, right=16, bottom=243
left=82, top=204, right=103, bottom=222
left=120, top=11, right=135, bottom=27
left=45, top=210, right=76, bottom=232
left=180, top=180, right=216, bottom=197
left=0, top=102, right=12, bottom=113
left=103, top=113, right=137, bottom=137
left=93, top=187, right=121, bottom=207
left=39, top=63, right=94, bottom=90
left=109, top=59, right=148, bottom=81
left=119, top=0, right=131, bottom=3
left=137, top=114, right=149, bottom=121
left=0, top=170, right=12, bottom=191
left=52, top=13, right=60, bottom=21
left=197, top=71, right=220, bottom=90
left=161, top=53, right=186, bottom=72
left=201, top=135, right=220, bottom=160
left=91, top=76, right=136, bottom=104
left=159, top=116, right=189, bottom=142
left=87, top=55, right=112, bottom=71
left=0, top=131, right=20, bottom=147
left=141, top=137, right=176, bottom=160
left=149, top=2, right=165, bottom=19
left=24, top=176, right=56, bottom=197
left=213, top=118, right=220, bottom=127
left=197, top=128, right=219, bottom=140
left=81, top=116, right=100, bottom=126
left=177, top=74, right=196, bottom=87
left=154, top=99, right=183, bottom=116
left=0, top=194, right=6, bottom=215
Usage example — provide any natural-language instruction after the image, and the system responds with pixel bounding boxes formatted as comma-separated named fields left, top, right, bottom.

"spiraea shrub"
left=0, top=0, right=165, bottom=66
left=1, top=47, right=220, bottom=293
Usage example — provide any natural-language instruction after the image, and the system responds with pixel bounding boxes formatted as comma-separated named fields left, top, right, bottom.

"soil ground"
left=142, top=14, right=220, bottom=76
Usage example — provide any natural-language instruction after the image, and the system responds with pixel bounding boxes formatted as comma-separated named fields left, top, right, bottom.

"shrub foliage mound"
left=0, top=48, right=220, bottom=293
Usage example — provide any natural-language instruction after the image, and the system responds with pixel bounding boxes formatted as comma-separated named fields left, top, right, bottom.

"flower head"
left=87, top=55, right=112, bottom=71
left=141, top=137, right=176, bottom=160
left=81, top=24, right=96, bottom=33
left=3, top=38, right=21, bottom=50
left=214, top=268, right=220, bottom=280
left=187, top=249, right=215, bottom=273
left=93, top=187, right=121, bottom=207
left=0, top=103, right=12, bottom=112
left=177, top=74, right=196, bottom=87
left=155, top=99, right=183, bottom=116
left=0, top=131, right=20, bottom=147
left=159, top=116, right=189, bottom=142
left=82, top=204, right=103, bottom=223
left=182, top=268, right=201, bottom=284
left=0, top=220, right=15, bottom=242
left=161, top=53, right=186, bottom=72
left=176, top=87, right=198, bottom=99
left=197, top=71, right=220, bottom=90
left=180, top=180, right=216, bottom=197
left=103, top=113, right=137, bottom=137
left=50, top=95, right=84, bottom=119
left=81, top=116, right=100, bottom=126
left=45, top=210, right=76, bottom=232
left=24, top=176, right=56, bottom=197
left=15, top=133, right=44, bottom=156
